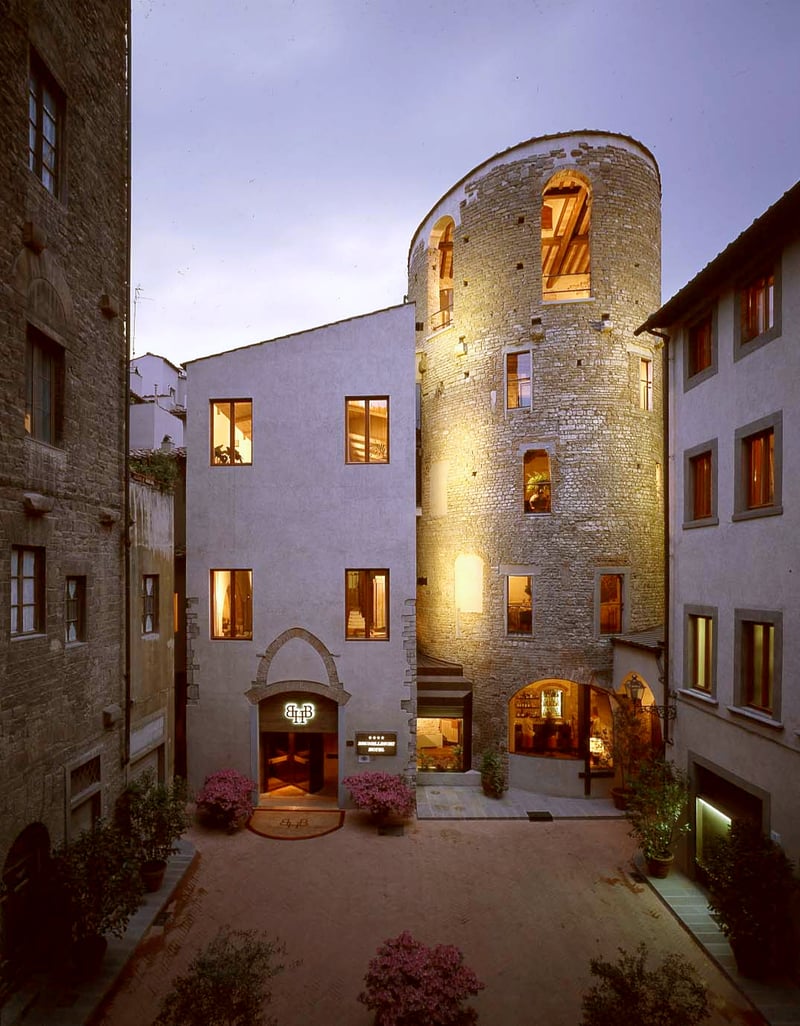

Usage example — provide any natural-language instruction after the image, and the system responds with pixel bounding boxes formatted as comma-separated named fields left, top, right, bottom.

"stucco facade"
left=184, top=305, right=417, bottom=803
left=639, top=182, right=800, bottom=869
left=407, top=132, right=664, bottom=795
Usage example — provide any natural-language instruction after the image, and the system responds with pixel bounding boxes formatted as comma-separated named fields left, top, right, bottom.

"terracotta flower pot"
left=645, top=853, right=674, bottom=878
left=141, top=858, right=167, bottom=892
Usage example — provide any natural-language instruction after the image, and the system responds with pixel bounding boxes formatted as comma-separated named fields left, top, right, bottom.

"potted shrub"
left=118, top=771, right=189, bottom=891
left=51, top=820, right=144, bottom=977
left=626, top=758, right=690, bottom=877
left=609, top=698, right=650, bottom=809
left=479, top=748, right=506, bottom=799
left=358, top=930, right=484, bottom=1025
left=196, top=769, right=256, bottom=831
left=580, top=942, right=709, bottom=1026
left=704, top=818, right=798, bottom=980
left=342, top=772, right=416, bottom=830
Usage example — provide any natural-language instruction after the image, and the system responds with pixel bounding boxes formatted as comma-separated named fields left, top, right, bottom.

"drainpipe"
left=635, top=326, right=671, bottom=748
left=123, top=1, right=133, bottom=770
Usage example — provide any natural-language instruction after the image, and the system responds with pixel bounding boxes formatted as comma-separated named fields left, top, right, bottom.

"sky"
left=130, top=0, right=800, bottom=367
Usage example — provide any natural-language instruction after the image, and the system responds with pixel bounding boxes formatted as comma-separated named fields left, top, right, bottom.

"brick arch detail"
left=13, top=247, right=73, bottom=336
left=247, top=627, right=349, bottom=706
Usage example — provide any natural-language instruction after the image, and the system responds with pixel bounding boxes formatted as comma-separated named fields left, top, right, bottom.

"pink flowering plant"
left=196, top=769, right=255, bottom=831
left=342, top=772, right=416, bottom=820
left=358, top=930, right=485, bottom=1026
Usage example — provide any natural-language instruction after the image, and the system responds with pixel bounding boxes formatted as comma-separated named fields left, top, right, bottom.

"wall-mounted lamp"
left=454, top=338, right=467, bottom=357
left=625, top=673, right=644, bottom=706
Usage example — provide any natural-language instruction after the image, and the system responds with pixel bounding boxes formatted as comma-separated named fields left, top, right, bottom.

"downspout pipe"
left=635, top=325, right=671, bottom=748
left=123, top=0, right=133, bottom=770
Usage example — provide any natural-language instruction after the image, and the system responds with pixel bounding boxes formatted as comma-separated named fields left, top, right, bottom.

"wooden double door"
left=261, top=731, right=325, bottom=794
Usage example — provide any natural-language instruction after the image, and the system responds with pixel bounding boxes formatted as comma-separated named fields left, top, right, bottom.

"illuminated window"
left=736, top=610, right=781, bottom=717
left=684, top=440, right=717, bottom=526
left=346, top=397, right=389, bottom=463
left=11, top=547, right=45, bottom=636
left=506, top=351, right=531, bottom=409
left=523, top=450, right=551, bottom=513
left=597, top=571, right=625, bottom=635
left=430, top=218, right=454, bottom=332
left=734, top=413, right=781, bottom=519
left=210, top=570, right=253, bottom=640
left=541, top=173, right=591, bottom=301
left=687, top=312, right=714, bottom=380
left=506, top=575, right=532, bottom=635
left=25, top=325, right=64, bottom=445
left=638, top=357, right=653, bottom=411
left=210, top=400, right=252, bottom=465
left=65, top=576, right=86, bottom=643
left=29, top=49, right=63, bottom=196
left=345, top=569, right=388, bottom=640
left=685, top=606, right=715, bottom=693
left=740, top=273, right=774, bottom=343
left=141, top=575, right=159, bottom=635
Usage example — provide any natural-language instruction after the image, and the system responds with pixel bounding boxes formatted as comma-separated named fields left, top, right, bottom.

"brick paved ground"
left=91, top=814, right=764, bottom=1026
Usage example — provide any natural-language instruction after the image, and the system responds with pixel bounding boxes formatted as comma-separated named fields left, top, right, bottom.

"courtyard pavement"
left=7, top=789, right=800, bottom=1026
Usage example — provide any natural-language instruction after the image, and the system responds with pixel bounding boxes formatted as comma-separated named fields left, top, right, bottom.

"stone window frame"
left=682, top=603, right=718, bottom=697
left=504, top=347, right=532, bottom=411
left=65, top=574, right=87, bottom=644
left=684, top=307, right=718, bottom=392
left=594, top=567, right=628, bottom=637
left=638, top=355, right=654, bottom=412
left=732, top=608, right=782, bottom=724
left=522, top=446, right=553, bottom=514
left=541, top=170, right=592, bottom=303
left=345, top=396, right=390, bottom=464
left=10, top=545, right=46, bottom=637
left=503, top=568, right=534, bottom=637
left=734, top=258, right=781, bottom=361
left=429, top=216, right=455, bottom=333
left=28, top=47, right=65, bottom=199
left=733, top=411, right=782, bottom=522
left=683, top=438, right=719, bottom=529
left=141, top=573, right=159, bottom=635
left=65, top=747, right=103, bottom=841
left=25, top=323, right=65, bottom=446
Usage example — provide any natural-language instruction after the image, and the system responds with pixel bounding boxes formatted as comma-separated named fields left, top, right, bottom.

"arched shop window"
left=509, top=680, right=615, bottom=768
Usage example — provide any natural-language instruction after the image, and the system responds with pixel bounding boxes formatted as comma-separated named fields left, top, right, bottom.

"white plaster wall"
left=669, top=236, right=800, bottom=861
left=184, top=305, right=417, bottom=792
left=130, top=401, right=184, bottom=449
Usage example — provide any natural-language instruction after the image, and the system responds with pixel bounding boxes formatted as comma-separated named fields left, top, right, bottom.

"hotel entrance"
left=257, top=691, right=339, bottom=802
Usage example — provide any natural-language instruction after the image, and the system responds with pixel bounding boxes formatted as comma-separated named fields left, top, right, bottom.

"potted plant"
left=479, top=748, right=506, bottom=799
left=581, top=942, right=709, bottom=1026
left=342, top=772, right=416, bottom=831
left=626, top=759, right=690, bottom=877
left=703, top=818, right=798, bottom=980
left=358, top=930, right=484, bottom=1025
left=118, top=771, right=189, bottom=891
left=196, top=768, right=256, bottom=832
left=609, top=697, right=650, bottom=809
left=51, top=820, right=144, bottom=977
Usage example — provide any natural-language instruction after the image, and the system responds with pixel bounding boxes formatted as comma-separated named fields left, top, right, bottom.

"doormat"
left=247, top=809, right=345, bottom=840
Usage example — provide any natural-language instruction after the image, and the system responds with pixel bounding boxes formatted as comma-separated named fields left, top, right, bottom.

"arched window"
left=541, top=173, right=591, bottom=301
left=429, top=217, right=454, bottom=331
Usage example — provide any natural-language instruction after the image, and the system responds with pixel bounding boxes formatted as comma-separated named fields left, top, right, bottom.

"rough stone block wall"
left=408, top=133, right=664, bottom=758
left=0, top=0, right=129, bottom=867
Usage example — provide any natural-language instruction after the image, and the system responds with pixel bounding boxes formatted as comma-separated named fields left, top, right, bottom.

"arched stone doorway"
left=1, top=823, right=52, bottom=996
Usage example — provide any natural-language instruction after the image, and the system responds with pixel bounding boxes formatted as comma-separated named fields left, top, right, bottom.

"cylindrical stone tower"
left=408, top=131, right=663, bottom=796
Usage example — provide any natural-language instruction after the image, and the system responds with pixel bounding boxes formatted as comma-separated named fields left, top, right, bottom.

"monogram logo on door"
left=284, top=702, right=315, bottom=726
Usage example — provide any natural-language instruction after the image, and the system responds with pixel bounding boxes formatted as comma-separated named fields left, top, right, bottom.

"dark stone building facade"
left=0, top=0, right=129, bottom=997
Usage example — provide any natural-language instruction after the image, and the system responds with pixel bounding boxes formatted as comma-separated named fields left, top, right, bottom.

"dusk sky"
left=131, top=0, right=800, bottom=366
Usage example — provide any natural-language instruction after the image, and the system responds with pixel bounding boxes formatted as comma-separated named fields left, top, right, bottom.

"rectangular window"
left=598, top=572, right=624, bottom=635
left=688, top=314, right=713, bottom=377
left=524, top=449, right=551, bottom=513
left=210, top=569, right=253, bottom=639
left=741, top=619, right=775, bottom=714
left=65, top=576, right=86, bottom=643
left=734, top=413, right=782, bottom=520
left=211, top=400, right=252, bottom=465
left=506, top=352, right=532, bottom=410
left=686, top=610, right=714, bottom=693
left=683, top=440, right=717, bottom=527
left=346, top=397, right=389, bottom=463
left=740, top=273, right=774, bottom=344
left=29, top=49, right=63, bottom=196
left=345, top=569, right=388, bottom=640
left=67, top=751, right=102, bottom=839
left=506, top=575, right=532, bottom=635
left=691, top=452, right=712, bottom=518
left=11, top=546, right=45, bottom=635
left=25, top=325, right=64, bottom=445
left=141, top=574, right=159, bottom=634
left=638, top=357, right=653, bottom=411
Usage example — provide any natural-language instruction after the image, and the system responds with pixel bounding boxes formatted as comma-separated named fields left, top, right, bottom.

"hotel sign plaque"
left=355, top=732, right=397, bottom=756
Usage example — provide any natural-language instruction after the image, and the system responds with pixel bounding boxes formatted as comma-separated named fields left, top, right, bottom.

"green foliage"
left=581, top=943, right=709, bottom=1026
left=129, top=450, right=179, bottom=492
left=154, top=929, right=291, bottom=1026
left=626, top=759, right=691, bottom=860
left=610, top=698, right=650, bottom=792
left=118, top=770, right=189, bottom=864
left=479, top=748, right=506, bottom=798
left=52, top=820, right=144, bottom=942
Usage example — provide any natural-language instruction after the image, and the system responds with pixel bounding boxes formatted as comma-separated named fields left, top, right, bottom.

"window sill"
left=506, top=633, right=534, bottom=640
left=731, top=505, right=783, bottom=522
left=65, top=640, right=88, bottom=650
left=727, top=705, right=783, bottom=730
left=542, top=296, right=595, bottom=306
left=682, top=516, right=719, bottom=530
left=524, top=511, right=551, bottom=517
left=11, top=631, right=47, bottom=642
left=676, top=688, right=718, bottom=707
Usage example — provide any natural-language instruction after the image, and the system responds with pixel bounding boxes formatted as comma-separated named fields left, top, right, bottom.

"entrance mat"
left=527, top=811, right=554, bottom=822
left=248, top=809, right=345, bottom=840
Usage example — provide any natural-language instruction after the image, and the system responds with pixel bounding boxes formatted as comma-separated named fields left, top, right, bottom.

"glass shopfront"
left=509, top=679, right=615, bottom=769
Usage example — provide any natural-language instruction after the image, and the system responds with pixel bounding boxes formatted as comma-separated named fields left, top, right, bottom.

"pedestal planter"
left=141, top=858, right=167, bottom=892
left=645, top=853, right=674, bottom=879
